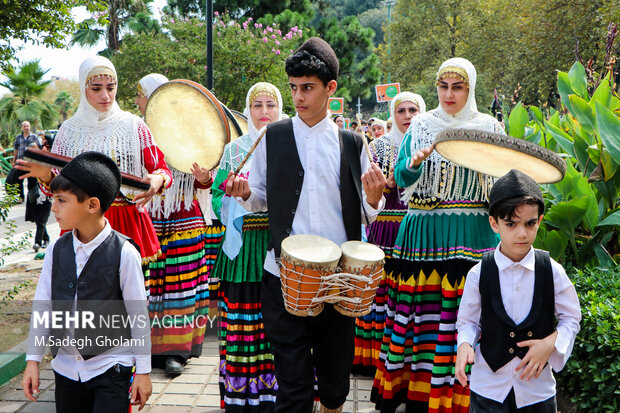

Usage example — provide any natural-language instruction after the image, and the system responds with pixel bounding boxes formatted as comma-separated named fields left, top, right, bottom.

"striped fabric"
left=149, top=200, right=224, bottom=359
left=212, top=212, right=278, bottom=411
left=371, top=259, right=473, bottom=413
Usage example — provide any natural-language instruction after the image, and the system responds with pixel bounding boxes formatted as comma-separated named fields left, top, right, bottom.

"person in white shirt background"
left=456, top=169, right=581, bottom=412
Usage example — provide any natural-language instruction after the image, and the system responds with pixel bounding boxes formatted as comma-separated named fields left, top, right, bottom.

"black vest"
left=479, top=250, right=555, bottom=372
left=51, top=230, right=136, bottom=359
left=265, top=118, right=364, bottom=258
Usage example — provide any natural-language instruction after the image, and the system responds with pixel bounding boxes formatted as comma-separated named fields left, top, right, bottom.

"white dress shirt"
left=26, top=221, right=151, bottom=382
left=456, top=245, right=581, bottom=408
left=238, top=114, right=385, bottom=276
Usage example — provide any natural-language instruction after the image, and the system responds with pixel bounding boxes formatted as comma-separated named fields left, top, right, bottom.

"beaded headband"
left=393, top=96, right=421, bottom=111
left=136, top=82, right=145, bottom=96
left=86, top=66, right=116, bottom=87
left=435, top=66, right=468, bottom=86
left=249, top=83, right=279, bottom=105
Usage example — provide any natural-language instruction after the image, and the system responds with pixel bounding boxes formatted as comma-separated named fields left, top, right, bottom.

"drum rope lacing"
left=279, top=264, right=383, bottom=307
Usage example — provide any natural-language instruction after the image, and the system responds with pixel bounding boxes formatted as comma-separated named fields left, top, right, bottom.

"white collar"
left=72, top=220, right=112, bottom=255
left=293, top=113, right=334, bottom=134
left=493, top=243, right=536, bottom=272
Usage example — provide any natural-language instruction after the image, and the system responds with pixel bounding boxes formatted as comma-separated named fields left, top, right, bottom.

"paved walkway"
left=0, top=334, right=390, bottom=412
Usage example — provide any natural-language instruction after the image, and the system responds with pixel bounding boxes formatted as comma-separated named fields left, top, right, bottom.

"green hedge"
left=557, top=266, right=620, bottom=412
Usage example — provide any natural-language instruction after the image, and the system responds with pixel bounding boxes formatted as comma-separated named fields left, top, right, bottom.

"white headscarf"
left=403, top=57, right=504, bottom=203
left=389, top=91, right=426, bottom=143
left=139, top=73, right=169, bottom=99
left=219, top=82, right=282, bottom=174
left=52, top=56, right=155, bottom=200
left=242, top=82, right=283, bottom=141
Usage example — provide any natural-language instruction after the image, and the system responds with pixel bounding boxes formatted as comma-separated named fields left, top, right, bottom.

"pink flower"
left=218, top=32, right=222, bottom=36
left=272, top=48, right=275, bottom=52
left=247, top=40, right=251, bottom=44
left=251, top=34, right=255, bottom=37
left=277, top=30, right=282, bottom=35
left=248, top=17, right=253, bottom=21
left=276, top=50, right=281, bottom=55
left=214, top=11, right=219, bottom=16
left=263, top=37, right=268, bottom=43
left=275, top=40, right=280, bottom=45
left=254, top=23, right=259, bottom=28
left=271, top=34, right=276, bottom=39
left=267, top=27, right=273, bottom=32
left=291, top=27, right=297, bottom=32
left=204, top=66, right=208, bottom=69
left=258, top=23, right=263, bottom=28
left=171, top=18, right=175, bottom=23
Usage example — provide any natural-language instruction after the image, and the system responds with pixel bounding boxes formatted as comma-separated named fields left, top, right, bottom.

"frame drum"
left=434, top=128, right=566, bottom=184
left=145, top=79, right=230, bottom=173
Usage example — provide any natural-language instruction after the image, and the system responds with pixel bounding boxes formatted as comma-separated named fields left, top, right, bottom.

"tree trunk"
left=108, top=3, right=120, bottom=50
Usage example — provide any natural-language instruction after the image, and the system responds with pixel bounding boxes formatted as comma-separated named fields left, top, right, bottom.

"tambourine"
left=145, top=79, right=230, bottom=173
left=23, top=148, right=150, bottom=191
left=434, top=129, right=566, bottom=183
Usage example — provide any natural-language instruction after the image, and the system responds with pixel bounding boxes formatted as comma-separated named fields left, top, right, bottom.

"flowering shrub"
left=111, top=13, right=304, bottom=113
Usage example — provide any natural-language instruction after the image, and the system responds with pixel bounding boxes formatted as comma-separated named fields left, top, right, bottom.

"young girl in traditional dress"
left=353, top=92, right=426, bottom=375
left=18, top=56, right=172, bottom=266
left=135, top=74, right=224, bottom=375
left=371, top=58, right=504, bottom=413
left=210, top=82, right=282, bottom=411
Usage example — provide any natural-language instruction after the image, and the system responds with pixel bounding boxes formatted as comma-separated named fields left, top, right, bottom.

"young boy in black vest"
left=226, top=37, right=387, bottom=413
left=455, top=169, right=581, bottom=412
left=23, top=151, right=152, bottom=412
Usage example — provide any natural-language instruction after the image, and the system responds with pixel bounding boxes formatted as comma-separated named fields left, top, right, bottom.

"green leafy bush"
left=557, top=266, right=620, bottom=412
left=506, top=60, right=619, bottom=267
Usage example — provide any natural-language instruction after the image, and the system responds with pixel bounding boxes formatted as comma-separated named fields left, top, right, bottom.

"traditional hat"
left=59, top=151, right=121, bottom=212
left=295, top=37, right=339, bottom=80
left=489, top=169, right=544, bottom=214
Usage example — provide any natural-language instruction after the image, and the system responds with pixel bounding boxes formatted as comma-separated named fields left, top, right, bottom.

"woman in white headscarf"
left=371, top=119, right=387, bottom=140
left=134, top=73, right=224, bottom=375
left=352, top=92, right=426, bottom=375
left=20, top=56, right=172, bottom=265
left=210, top=82, right=283, bottom=412
left=371, top=58, right=504, bottom=413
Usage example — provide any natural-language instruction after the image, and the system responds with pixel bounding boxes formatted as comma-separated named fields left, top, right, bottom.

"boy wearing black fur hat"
left=23, top=151, right=152, bottom=412
left=455, top=169, right=581, bottom=412
left=226, top=37, right=387, bottom=412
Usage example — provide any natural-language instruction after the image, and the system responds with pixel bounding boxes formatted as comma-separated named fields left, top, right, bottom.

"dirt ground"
left=0, top=261, right=41, bottom=352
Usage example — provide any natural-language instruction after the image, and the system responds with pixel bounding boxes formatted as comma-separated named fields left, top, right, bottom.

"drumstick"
left=356, top=113, right=373, bottom=165
left=234, top=128, right=267, bottom=175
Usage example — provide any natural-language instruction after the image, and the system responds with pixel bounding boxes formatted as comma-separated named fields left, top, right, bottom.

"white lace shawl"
left=402, top=58, right=505, bottom=203
left=51, top=56, right=157, bottom=201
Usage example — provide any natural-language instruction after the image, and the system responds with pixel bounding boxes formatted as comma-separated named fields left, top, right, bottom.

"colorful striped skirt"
left=211, top=213, right=277, bottom=411
left=148, top=199, right=224, bottom=361
left=354, top=209, right=406, bottom=375
left=370, top=259, right=474, bottom=413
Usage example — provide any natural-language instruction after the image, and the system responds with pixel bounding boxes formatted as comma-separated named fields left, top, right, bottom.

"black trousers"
left=261, top=271, right=355, bottom=413
left=471, top=390, right=557, bottom=413
left=54, top=364, right=133, bottom=413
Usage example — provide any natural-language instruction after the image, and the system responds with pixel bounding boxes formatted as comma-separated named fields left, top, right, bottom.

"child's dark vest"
left=479, top=250, right=555, bottom=372
left=50, top=230, right=135, bottom=359
left=265, top=118, right=363, bottom=259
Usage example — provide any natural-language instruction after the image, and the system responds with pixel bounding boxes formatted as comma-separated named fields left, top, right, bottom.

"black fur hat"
left=295, top=37, right=339, bottom=80
left=60, top=151, right=121, bottom=211
left=489, top=169, right=544, bottom=214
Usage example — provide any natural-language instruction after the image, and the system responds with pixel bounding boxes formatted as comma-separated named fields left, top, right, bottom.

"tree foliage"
left=110, top=14, right=303, bottom=113
left=379, top=0, right=619, bottom=111
left=0, top=61, right=59, bottom=132
left=0, top=0, right=106, bottom=67
left=71, top=0, right=155, bottom=51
